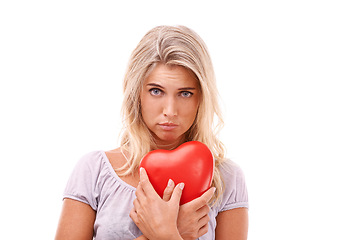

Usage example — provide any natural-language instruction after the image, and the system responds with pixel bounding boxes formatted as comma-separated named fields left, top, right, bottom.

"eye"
left=149, top=88, right=163, bottom=96
left=180, top=91, right=193, bottom=98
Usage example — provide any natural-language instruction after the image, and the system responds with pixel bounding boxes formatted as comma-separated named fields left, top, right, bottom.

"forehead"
left=144, top=63, right=198, bottom=87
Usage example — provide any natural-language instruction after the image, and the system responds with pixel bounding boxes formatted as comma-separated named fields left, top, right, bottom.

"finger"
left=135, top=182, right=143, bottom=197
left=162, top=179, right=175, bottom=201
left=139, top=167, right=158, bottom=197
left=133, top=198, right=140, bottom=211
left=169, top=182, right=185, bottom=204
left=135, top=182, right=147, bottom=202
left=196, top=204, right=210, bottom=217
left=198, top=222, right=209, bottom=237
left=129, top=207, right=138, bottom=224
left=139, top=167, right=149, bottom=181
left=200, top=187, right=216, bottom=203
left=191, top=187, right=216, bottom=210
left=198, top=213, right=210, bottom=227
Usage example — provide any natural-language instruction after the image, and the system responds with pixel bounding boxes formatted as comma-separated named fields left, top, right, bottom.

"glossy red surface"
left=140, top=141, right=214, bottom=205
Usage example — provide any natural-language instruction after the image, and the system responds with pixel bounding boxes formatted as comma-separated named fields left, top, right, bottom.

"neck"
left=153, top=136, right=186, bottom=150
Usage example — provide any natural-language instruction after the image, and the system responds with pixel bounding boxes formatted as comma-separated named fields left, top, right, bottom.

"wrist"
left=163, top=223, right=182, bottom=240
left=157, top=228, right=183, bottom=240
left=136, top=235, right=149, bottom=240
left=173, top=232, right=183, bottom=240
left=168, top=232, right=183, bottom=240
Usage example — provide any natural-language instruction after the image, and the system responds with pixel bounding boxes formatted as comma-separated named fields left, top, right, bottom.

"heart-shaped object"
left=139, top=141, right=214, bottom=205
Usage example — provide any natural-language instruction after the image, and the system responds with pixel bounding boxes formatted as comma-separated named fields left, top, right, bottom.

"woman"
left=55, top=25, right=248, bottom=240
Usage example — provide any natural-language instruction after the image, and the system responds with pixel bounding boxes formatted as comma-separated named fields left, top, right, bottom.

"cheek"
left=141, top=95, right=159, bottom=120
left=183, top=101, right=199, bottom=122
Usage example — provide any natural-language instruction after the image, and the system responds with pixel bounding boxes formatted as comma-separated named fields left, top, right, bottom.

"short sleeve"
left=218, top=160, right=249, bottom=212
left=63, top=151, right=103, bottom=211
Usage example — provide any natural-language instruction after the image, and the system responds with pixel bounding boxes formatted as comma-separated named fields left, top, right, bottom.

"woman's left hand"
left=130, top=168, right=184, bottom=240
left=163, top=180, right=214, bottom=240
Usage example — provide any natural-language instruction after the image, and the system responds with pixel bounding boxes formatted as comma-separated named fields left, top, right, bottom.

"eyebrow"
left=146, top=83, right=197, bottom=91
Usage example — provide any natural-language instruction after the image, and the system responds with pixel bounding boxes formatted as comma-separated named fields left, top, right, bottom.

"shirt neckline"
left=99, top=150, right=137, bottom=191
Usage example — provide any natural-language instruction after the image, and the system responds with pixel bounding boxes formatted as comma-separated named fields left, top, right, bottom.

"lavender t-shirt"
left=63, top=151, right=248, bottom=240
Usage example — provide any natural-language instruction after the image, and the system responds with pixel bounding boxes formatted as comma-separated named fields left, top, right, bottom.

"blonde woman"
left=55, top=25, right=248, bottom=240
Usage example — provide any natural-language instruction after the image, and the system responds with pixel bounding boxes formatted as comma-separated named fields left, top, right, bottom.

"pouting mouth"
left=158, top=122, right=178, bottom=126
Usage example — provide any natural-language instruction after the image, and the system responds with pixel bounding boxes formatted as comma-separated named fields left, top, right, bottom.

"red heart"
left=139, top=141, right=214, bottom=205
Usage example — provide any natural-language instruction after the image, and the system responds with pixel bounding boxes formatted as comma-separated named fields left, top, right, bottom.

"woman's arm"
left=56, top=198, right=149, bottom=240
left=215, top=208, right=248, bottom=240
left=55, top=199, right=96, bottom=240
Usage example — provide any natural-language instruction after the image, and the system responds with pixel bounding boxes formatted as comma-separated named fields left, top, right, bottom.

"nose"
left=163, top=96, right=177, bottom=117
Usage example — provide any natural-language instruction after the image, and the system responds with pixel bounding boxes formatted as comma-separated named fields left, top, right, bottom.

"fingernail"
left=179, top=182, right=185, bottom=190
left=213, top=187, right=216, bottom=193
left=167, top=179, right=174, bottom=187
left=139, top=167, right=145, bottom=174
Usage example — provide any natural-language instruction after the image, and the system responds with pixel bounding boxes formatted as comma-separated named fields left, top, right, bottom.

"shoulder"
left=66, top=150, right=109, bottom=184
left=219, top=159, right=247, bottom=188
left=77, top=150, right=105, bottom=164
left=219, top=159, right=246, bottom=178
left=216, top=159, right=249, bottom=212
left=63, top=150, right=113, bottom=210
left=72, top=150, right=108, bottom=173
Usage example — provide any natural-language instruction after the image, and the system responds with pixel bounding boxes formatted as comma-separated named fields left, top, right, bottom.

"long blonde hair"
left=118, top=25, right=226, bottom=204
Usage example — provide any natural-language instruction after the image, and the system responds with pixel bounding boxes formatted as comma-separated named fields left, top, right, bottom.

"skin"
left=140, top=63, right=200, bottom=150
left=55, top=63, right=248, bottom=240
left=130, top=168, right=185, bottom=240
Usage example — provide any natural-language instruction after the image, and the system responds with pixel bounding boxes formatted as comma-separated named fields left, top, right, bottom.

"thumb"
left=163, top=179, right=175, bottom=201
left=189, top=187, right=216, bottom=210
left=169, top=182, right=185, bottom=204
left=201, top=187, right=216, bottom=203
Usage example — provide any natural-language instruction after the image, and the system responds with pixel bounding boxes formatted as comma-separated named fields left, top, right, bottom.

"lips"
left=158, top=122, right=178, bottom=130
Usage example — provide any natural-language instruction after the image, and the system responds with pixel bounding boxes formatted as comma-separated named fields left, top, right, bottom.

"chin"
left=155, top=132, right=184, bottom=144
left=159, top=135, right=180, bottom=142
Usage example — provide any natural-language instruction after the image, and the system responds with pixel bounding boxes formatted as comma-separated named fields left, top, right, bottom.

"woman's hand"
left=130, top=168, right=184, bottom=240
left=163, top=180, right=216, bottom=240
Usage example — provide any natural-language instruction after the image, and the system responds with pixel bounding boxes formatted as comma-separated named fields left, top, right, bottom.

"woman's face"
left=140, top=63, right=200, bottom=149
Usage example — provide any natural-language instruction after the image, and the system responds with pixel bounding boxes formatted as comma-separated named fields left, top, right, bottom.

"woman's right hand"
left=130, top=168, right=183, bottom=240
left=163, top=181, right=216, bottom=240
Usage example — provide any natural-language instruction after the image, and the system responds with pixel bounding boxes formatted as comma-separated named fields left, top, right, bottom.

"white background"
left=1, top=0, right=359, bottom=239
